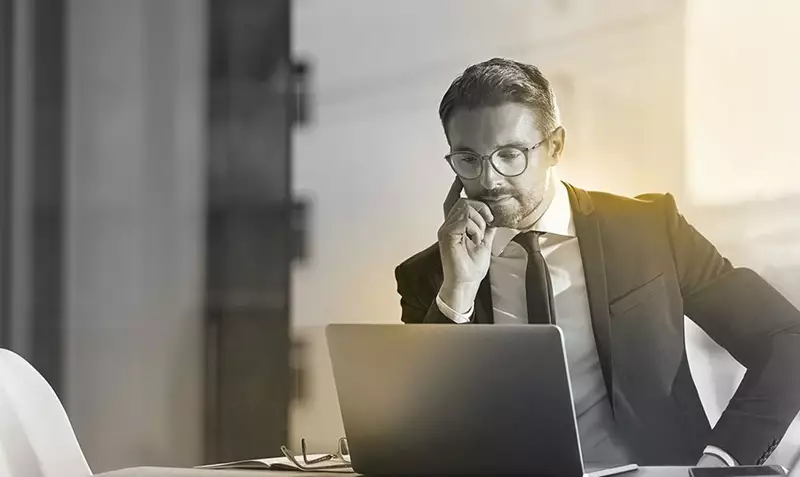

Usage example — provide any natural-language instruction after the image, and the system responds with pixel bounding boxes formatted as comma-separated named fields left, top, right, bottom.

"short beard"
left=487, top=191, right=542, bottom=229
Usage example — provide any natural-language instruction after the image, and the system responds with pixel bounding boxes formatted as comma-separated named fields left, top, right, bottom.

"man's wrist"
left=439, top=281, right=480, bottom=314
left=701, top=446, right=738, bottom=467
left=435, top=294, right=473, bottom=323
left=697, top=453, right=728, bottom=468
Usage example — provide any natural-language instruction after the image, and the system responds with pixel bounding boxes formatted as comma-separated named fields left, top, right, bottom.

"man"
left=395, top=58, right=800, bottom=468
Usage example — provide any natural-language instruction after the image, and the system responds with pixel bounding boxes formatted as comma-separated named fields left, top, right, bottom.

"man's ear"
left=548, top=126, right=566, bottom=165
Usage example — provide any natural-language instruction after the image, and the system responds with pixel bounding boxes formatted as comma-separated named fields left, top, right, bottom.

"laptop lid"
left=326, top=324, right=585, bottom=476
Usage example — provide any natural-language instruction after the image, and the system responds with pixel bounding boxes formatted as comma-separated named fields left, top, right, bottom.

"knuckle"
left=446, top=199, right=464, bottom=214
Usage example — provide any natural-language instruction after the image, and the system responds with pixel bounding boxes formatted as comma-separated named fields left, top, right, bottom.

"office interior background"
left=1, top=0, right=799, bottom=473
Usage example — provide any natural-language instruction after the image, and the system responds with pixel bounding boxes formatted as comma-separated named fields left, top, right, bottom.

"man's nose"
left=479, top=158, right=503, bottom=189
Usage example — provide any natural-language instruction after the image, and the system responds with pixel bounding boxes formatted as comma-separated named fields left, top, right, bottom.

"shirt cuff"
left=435, top=293, right=474, bottom=324
left=703, top=445, right=739, bottom=467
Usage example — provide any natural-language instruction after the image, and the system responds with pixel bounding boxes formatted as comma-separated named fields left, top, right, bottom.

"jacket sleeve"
left=395, top=263, right=457, bottom=324
left=660, top=193, right=800, bottom=465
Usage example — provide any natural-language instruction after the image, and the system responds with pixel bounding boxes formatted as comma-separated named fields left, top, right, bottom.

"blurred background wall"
left=1, top=0, right=799, bottom=473
left=65, top=0, right=206, bottom=471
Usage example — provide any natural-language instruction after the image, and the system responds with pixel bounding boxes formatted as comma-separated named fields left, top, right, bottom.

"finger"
left=464, top=200, right=495, bottom=225
left=443, top=177, right=464, bottom=219
left=444, top=205, right=485, bottom=234
left=464, top=205, right=487, bottom=231
left=442, top=199, right=467, bottom=228
left=440, top=200, right=470, bottom=237
left=464, top=218, right=484, bottom=245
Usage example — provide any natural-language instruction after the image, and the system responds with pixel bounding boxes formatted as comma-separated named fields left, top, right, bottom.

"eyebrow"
left=451, top=140, right=530, bottom=153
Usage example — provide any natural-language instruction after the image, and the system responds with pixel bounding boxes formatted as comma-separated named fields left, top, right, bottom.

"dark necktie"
left=513, top=231, right=556, bottom=325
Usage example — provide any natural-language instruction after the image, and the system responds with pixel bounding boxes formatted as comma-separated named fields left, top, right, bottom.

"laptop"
left=326, top=324, right=637, bottom=476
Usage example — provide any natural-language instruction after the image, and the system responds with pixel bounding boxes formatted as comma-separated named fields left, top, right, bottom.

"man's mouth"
left=481, top=196, right=512, bottom=203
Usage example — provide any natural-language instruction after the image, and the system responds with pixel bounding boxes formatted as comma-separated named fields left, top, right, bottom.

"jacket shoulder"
left=587, top=188, right=673, bottom=209
left=396, top=242, right=441, bottom=276
left=583, top=188, right=678, bottom=220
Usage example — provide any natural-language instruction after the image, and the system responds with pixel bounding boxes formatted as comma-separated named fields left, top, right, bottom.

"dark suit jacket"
left=395, top=182, right=800, bottom=466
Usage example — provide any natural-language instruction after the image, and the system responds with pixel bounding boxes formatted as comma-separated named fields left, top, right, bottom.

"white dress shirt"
left=435, top=177, right=738, bottom=467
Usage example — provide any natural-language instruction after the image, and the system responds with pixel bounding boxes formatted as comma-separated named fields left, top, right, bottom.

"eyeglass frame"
left=280, top=436, right=351, bottom=470
left=444, top=131, right=554, bottom=180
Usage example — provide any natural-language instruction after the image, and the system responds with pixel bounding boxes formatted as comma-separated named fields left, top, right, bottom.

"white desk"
left=97, top=469, right=311, bottom=477
left=97, top=466, right=692, bottom=477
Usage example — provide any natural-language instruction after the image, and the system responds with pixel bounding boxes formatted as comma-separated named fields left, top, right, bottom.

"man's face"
left=445, top=103, right=564, bottom=229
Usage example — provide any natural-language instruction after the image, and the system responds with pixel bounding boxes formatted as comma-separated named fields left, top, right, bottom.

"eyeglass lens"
left=450, top=147, right=527, bottom=179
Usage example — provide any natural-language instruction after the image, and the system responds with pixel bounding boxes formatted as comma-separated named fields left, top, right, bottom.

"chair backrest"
left=0, top=348, right=92, bottom=477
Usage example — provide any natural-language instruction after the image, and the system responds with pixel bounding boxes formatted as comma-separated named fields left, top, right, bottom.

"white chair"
left=0, top=348, right=92, bottom=477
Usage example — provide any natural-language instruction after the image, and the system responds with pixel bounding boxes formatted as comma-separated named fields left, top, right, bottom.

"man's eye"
left=497, top=149, right=523, bottom=160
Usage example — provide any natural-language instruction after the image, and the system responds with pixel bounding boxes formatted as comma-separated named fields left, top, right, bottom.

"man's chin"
left=487, top=202, right=535, bottom=229
left=487, top=207, right=519, bottom=228
left=483, top=198, right=529, bottom=228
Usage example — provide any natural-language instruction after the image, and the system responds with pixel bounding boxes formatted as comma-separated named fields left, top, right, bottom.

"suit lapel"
left=565, top=182, right=614, bottom=408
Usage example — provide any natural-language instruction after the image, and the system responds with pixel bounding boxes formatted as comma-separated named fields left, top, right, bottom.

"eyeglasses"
left=280, top=436, right=351, bottom=471
left=444, top=135, right=550, bottom=180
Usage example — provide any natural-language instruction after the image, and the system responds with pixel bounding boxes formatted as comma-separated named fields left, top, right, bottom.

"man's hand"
left=438, top=177, right=498, bottom=314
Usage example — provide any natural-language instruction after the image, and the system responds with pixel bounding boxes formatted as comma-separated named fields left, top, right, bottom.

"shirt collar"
left=491, top=176, right=576, bottom=257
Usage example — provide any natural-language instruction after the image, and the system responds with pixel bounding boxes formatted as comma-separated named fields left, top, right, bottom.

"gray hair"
left=439, top=58, right=560, bottom=136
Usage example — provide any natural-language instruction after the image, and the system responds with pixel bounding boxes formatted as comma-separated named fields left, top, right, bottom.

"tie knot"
left=513, top=231, right=542, bottom=255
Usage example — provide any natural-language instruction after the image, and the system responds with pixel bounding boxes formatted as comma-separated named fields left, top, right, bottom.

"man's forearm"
left=706, top=331, right=800, bottom=464
left=684, top=268, right=800, bottom=464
